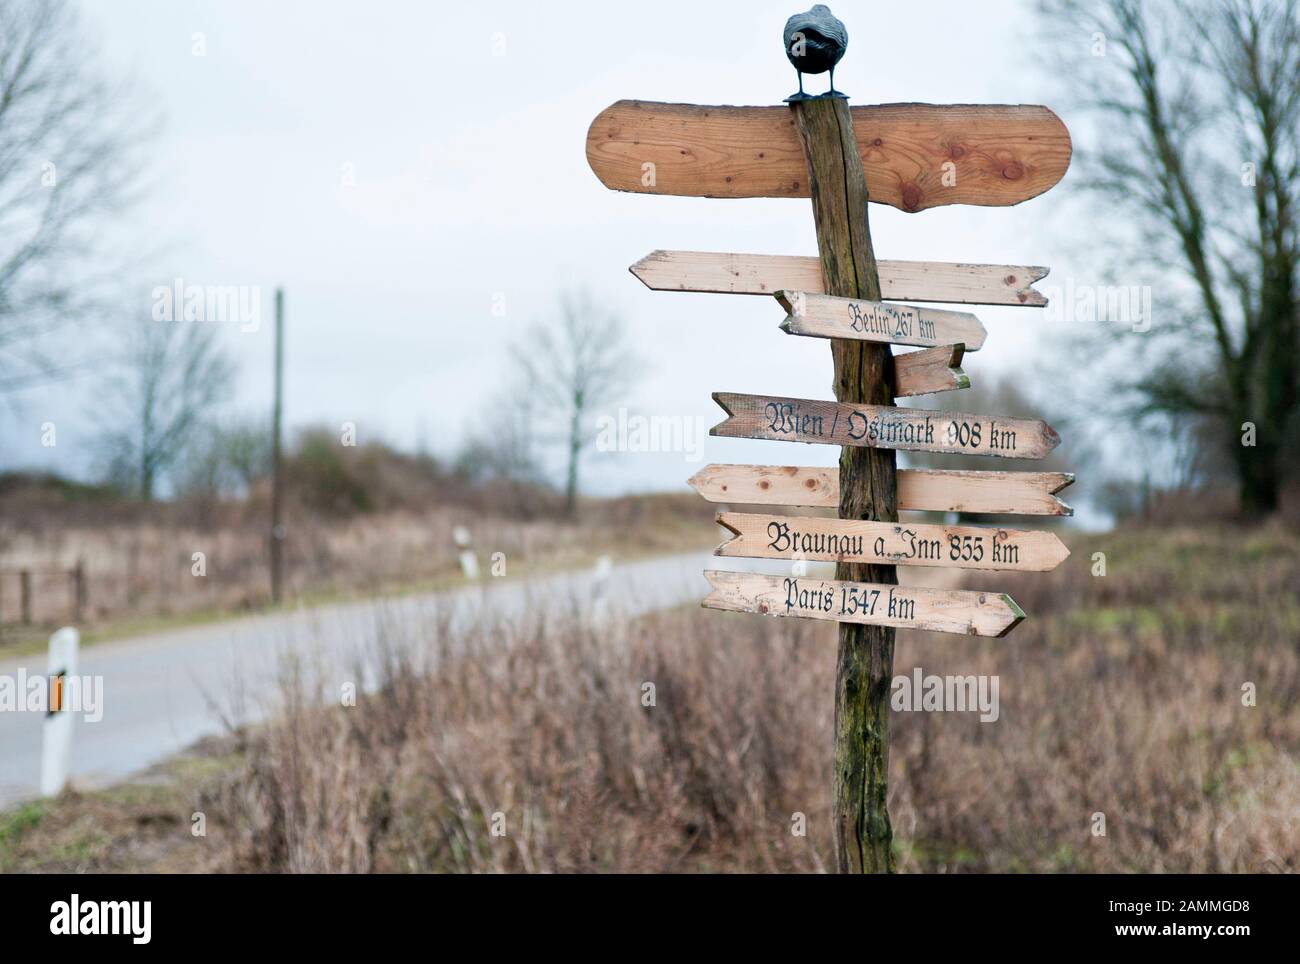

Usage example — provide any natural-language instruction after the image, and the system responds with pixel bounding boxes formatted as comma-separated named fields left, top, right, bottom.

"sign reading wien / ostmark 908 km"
left=711, top=391, right=1061, bottom=459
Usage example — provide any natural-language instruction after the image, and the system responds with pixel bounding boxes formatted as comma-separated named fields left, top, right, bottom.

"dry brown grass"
left=185, top=522, right=1299, bottom=874
left=200, top=606, right=827, bottom=873
left=3, top=521, right=1293, bottom=873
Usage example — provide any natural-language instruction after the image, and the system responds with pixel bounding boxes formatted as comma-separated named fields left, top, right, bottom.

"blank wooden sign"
left=630, top=250, right=1051, bottom=307
left=687, top=464, right=1075, bottom=516
left=588, top=101, right=1072, bottom=211
left=893, top=345, right=969, bottom=398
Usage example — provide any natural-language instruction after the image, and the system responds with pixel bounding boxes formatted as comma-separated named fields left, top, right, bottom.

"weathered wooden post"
left=789, top=93, right=898, bottom=872
left=585, top=5, right=1073, bottom=874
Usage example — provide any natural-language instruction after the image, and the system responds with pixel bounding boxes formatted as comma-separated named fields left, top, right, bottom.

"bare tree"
left=1040, top=0, right=1299, bottom=516
left=511, top=290, right=638, bottom=515
left=175, top=417, right=273, bottom=500
left=97, top=321, right=236, bottom=501
left=0, top=0, right=154, bottom=396
left=455, top=390, right=541, bottom=485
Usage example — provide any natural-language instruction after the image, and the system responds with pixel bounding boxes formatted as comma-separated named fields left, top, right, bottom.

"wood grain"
left=629, top=250, right=1050, bottom=307
left=702, top=570, right=1025, bottom=637
left=587, top=100, right=1072, bottom=211
left=687, top=465, right=1075, bottom=515
left=778, top=290, right=988, bottom=350
left=714, top=511, right=1070, bottom=572
left=893, top=345, right=969, bottom=397
left=711, top=392, right=1061, bottom=459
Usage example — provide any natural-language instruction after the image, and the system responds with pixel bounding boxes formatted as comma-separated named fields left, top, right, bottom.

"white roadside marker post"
left=453, top=525, right=480, bottom=580
left=591, top=554, right=614, bottom=620
left=40, top=625, right=79, bottom=797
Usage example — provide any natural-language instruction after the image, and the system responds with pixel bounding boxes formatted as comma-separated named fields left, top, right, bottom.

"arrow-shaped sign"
left=687, top=465, right=1075, bottom=516
left=778, top=291, right=988, bottom=351
left=588, top=101, right=1071, bottom=211
left=702, top=570, right=1025, bottom=637
left=629, top=250, right=1050, bottom=307
left=711, top=393, right=1061, bottom=460
left=893, top=345, right=969, bottom=398
left=714, top=512, right=1070, bottom=572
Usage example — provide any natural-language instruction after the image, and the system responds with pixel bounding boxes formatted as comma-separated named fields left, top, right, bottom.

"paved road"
left=0, top=551, right=797, bottom=807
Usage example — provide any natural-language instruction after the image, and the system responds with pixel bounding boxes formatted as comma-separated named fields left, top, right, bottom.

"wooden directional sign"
left=711, top=392, right=1061, bottom=460
left=590, top=27, right=1077, bottom=875
left=588, top=101, right=1072, bottom=211
left=702, top=570, right=1025, bottom=637
left=893, top=345, right=968, bottom=398
left=688, top=464, right=1075, bottom=516
left=630, top=250, right=1050, bottom=307
left=778, top=291, right=987, bottom=351
left=714, top=512, right=1069, bottom=572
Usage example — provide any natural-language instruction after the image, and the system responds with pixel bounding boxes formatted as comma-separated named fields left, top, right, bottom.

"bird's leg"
left=825, top=66, right=846, bottom=99
left=785, top=68, right=810, bottom=103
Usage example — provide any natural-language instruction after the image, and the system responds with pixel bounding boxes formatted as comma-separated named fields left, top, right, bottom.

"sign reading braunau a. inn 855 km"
left=585, top=4, right=1072, bottom=875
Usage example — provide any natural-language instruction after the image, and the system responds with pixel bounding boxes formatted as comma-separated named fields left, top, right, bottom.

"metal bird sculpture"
left=783, top=5, right=848, bottom=101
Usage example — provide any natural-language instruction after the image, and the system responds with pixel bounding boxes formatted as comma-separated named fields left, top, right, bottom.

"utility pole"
left=270, top=287, right=285, bottom=605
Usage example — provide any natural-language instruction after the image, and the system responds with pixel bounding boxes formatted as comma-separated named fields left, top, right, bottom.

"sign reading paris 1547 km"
left=583, top=2, right=1074, bottom=875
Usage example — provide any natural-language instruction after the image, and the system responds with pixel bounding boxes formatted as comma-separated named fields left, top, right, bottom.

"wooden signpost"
left=687, top=465, right=1075, bottom=516
left=702, top=570, right=1025, bottom=637
left=713, top=512, right=1070, bottom=572
left=587, top=100, right=1071, bottom=211
left=777, top=291, right=988, bottom=350
left=710, top=391, right=1061, bottom=459
left=585, top=7, right=1072, bottom=875
left=892, top=345, right=969, bottom=398
left=630, top=250, right=1051, bottom=306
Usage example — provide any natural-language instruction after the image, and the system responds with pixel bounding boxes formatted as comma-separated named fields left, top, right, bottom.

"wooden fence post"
left=20, top=569, right=33, bottom=625
left=72, top=560, right=87, bottom=623
left=790, top=96, right=898, bottom=874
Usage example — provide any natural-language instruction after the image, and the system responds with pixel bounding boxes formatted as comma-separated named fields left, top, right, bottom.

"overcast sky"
left=3, top=0, right=1111, bottom=513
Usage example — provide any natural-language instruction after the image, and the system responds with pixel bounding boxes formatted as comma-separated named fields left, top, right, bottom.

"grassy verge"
left=0, top=739, right=243, bottom=873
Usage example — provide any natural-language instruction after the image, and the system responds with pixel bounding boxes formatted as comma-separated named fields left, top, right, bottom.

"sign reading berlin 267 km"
left=585, top=4, right=1073, bottom=875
